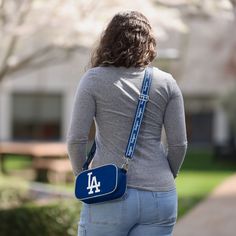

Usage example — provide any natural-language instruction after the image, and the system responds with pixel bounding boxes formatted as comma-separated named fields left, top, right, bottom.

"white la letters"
left=87, top=172, right=101, bottom=195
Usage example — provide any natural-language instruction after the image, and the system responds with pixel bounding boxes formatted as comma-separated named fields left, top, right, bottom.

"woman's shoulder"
left=78, top=66, right=111, bottom=93
left=152, top=67, right=182, bottom=97
left=84, top=66, right=111, bottom=75
left=82, top=66, right=177, bottom=85
left=79, top=67, right=105, bottom=83
left=152, top=67, right=177, bottom=90
left=152, top=66, right=175, bottom=83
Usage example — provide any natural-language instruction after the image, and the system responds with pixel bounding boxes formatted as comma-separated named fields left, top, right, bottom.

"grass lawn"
left=2, top=148, right=236, bottom=219
left=176, top=171, right=233, bottom=217
left=3, top=155, right=32, bottom=170
left=176, top=148, right=235, bottom=217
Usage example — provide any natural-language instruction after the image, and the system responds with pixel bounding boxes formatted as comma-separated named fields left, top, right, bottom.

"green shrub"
left=0, top=200, right=81, bottom=236
left=0, top=187, right=31, bottom=209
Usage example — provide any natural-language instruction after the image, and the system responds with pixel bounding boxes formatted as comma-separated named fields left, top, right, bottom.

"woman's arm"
left=163, top=77, right=188, bottom=178
left=66, top=75, right=96, bottom=176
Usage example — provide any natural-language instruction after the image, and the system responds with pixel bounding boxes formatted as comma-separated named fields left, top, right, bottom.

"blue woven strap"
left=83, top=67, right=153, bottom=170
left=124, top=67, right=153, bottom=159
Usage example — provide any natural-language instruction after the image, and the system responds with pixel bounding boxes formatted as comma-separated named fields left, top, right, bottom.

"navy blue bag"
left=75, top=67, right=153, bottom=204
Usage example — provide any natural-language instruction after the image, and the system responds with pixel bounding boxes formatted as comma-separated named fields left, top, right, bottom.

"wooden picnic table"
left=0, top=141, right=72, bottom=182
left=0, top=141, right=67, bottom=157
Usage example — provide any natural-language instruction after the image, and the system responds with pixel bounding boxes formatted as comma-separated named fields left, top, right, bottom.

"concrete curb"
left=174, top=174, right=236, bottom=236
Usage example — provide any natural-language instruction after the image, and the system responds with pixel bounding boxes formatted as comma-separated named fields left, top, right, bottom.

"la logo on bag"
left=87, top=172, right=101, bottom=195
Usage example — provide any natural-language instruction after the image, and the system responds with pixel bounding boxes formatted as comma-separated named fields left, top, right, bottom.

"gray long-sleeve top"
left=67, top=66, right=187, bottom=191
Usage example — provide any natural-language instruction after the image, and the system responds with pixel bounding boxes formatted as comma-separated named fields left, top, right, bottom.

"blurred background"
left=0, top=0, right=236, bottom=235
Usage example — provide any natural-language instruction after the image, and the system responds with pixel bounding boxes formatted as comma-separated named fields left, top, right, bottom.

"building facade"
left=0, top=5, right=235, bottom=148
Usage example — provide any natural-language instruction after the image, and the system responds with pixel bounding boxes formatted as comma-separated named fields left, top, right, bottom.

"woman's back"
left=67, top=65, right=187, bottom=191
left=67, top=10, right=187, bottom=236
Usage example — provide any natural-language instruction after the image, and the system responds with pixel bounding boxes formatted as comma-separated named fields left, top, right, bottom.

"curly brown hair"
left=90, top=11, right=157, bottom=68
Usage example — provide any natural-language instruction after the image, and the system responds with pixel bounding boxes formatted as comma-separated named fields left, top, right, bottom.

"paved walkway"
left=174, top=174, right=236, bottom=236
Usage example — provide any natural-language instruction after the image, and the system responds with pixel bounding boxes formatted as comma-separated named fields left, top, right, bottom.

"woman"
left=67, top=11, right=187, bottom=236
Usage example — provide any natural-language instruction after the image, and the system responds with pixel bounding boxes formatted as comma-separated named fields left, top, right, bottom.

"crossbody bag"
left=75, top=67, right=153, bottom=204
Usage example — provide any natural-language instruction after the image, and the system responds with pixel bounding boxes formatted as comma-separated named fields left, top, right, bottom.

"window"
left=12, top=93, right=62, bottom=141
left=186, top=112, right=213, bottom=146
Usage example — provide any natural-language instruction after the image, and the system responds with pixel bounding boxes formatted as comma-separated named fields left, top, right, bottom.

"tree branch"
left=0, top=44, right=81, bottom=81
left=0, top=44, right=53, bottom=81
left=230, top=0, right=236, bottom=18
left=0, top=0, right=6, bottom=25
left=0, top=0, right=32, bottom=81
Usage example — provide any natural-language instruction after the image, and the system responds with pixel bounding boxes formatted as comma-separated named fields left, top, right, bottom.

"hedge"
left=0, top=200, right=81, bottom=236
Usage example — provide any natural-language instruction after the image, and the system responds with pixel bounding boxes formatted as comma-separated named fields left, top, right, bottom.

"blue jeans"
left=78, top=187, right=177, bottom=236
